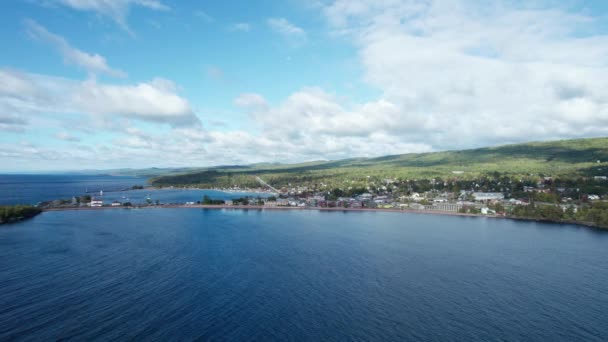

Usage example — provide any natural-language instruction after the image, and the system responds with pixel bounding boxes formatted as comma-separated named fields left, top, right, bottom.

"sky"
left=1, top=0, right=608, bottom=171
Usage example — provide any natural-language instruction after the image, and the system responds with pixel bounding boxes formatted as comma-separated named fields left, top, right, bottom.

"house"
left=373, top=196, right=389, bottom=204
left=349, top=200, right=363, bottom=208
left=481, top=207, right=496, bottom=215
left=594, top=176, right=607, bottom=181
left=265, top=200, right=278, bottom=207
left=431, top=203, right=461, bottom=212
left=509, top=198, right=523, bottom=205
left=473, top=192, right=504, bottom=201
left=357, top=193, right=373, bottom=201
left=276, top=198, right=290, bottom=206
left=90, top=198, right=103, bottom=207
left=224, top=200, right=233, bottom=206
left=588, top=194, right=601, bottom=201
left=410, top=203, right=425, bottom=210
left=111, top=201, right=121, bottom=206
left=410, top=192, right=422, bottom=201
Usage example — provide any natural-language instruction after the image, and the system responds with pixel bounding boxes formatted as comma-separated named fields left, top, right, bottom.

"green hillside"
left=151, top=137, right=608, bottom=189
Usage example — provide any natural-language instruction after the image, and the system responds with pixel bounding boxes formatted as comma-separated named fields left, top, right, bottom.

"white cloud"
left=233, top=88, right=433, bottom=160
left=317, top=0, right=608, bottom=149
left=267, top=18, right=306, bottom=38
left=0, top=69, right=199, bottom=127
left=24, top=19, right=126, bottom=78
left=231, top=22, right=251, bottom=32
left=5, top=0, right=608, bottom=171
left=49, top=0, right=169, bottom=33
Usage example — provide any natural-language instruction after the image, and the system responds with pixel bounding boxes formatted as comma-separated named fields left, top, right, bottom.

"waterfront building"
left=90, top=198, right=103, bottom=207
left=473, top=192, right=504, bottom=201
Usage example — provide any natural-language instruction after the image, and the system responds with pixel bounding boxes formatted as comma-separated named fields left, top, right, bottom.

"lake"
left=0, top=174, right=267, bottom=205
left=0, top=209, right=607, bottom=341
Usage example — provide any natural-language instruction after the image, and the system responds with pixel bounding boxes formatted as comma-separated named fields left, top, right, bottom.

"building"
left=594, top=176, right=607, bottom=181
left=472, top=192, right=504, bottom=201
left=410, top=203, right=425, bottom=210
left=111, top=201, right=121, bottom=206
left=430, top=203, right=462, bottom=212
left=358, top=193, right=373, bottom=201
left=349, top=200, right=363, bottom=208
left=265, top=200, right=278, bottom=207
left=90, top=198, right=103, bottom=207
left=588, top=195, right=601, bottom=201
left=276, top=198, right=290, bottom=206
left=224, top=200, right=233, bottom=206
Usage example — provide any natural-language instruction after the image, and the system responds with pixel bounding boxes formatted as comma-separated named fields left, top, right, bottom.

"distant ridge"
left=150, top=137, right=608, bottom=188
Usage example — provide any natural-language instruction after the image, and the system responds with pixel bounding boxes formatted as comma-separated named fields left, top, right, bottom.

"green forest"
left=151, top=137, right=608, bottom=190
left=0, top=205, right=42, bottom=224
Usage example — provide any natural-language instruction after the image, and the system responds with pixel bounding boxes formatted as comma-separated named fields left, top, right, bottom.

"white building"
left=111, top=201, right=121, bottom=206
left=481, top=207, right=496, bottom=215
left=90, top=198, right=103, bottom=207
left=473, top=192, right=504, bottom=201
left=276, top=198, right=290, bottom=206
left=265, top=200, right=278, bottom=207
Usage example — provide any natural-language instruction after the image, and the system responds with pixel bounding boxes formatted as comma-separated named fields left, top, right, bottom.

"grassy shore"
left=0, top=205, right=42, bottom=225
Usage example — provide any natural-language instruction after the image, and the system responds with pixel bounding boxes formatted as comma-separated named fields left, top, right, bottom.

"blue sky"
left=1, top=0, right=608, bottom=171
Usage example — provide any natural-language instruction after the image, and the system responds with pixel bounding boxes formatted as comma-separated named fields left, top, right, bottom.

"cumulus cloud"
left=319, top=0, right=608, bottom=149
left=48, top=0, right=169, bottom=33
left=234, top=88, right=433, bottom=160
left=24, top=19, right=126, bottom=78
left=5, top=0, right=608, bottom=171
left=0, top=69, right=199, bottom=127
left=267, top=18, right=306, bottom=38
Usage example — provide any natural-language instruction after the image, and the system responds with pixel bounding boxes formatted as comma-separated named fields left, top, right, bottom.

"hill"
left=150, top=137, right=608, bottom=189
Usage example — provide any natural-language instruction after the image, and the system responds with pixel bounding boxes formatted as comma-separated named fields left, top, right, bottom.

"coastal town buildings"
left=472, top=192, right=504, bottom=201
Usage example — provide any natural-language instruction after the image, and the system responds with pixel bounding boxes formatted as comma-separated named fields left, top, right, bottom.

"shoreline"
left=41, top=205, right=606, bottom=230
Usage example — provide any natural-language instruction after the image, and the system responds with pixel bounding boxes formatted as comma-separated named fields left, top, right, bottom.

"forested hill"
left=150, top=137, right=608, bottom=189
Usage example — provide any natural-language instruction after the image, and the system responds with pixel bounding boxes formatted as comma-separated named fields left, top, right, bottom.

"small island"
left=0, top=205, right=42, bottom=225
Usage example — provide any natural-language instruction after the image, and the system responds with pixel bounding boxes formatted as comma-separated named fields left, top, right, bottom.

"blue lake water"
left=0, top=209, right=607, bottom=341
left=0, top=174, right=266, bottom=205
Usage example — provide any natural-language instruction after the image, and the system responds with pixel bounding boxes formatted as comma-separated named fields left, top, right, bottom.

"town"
left=40, top=173, right=608, bottom=229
